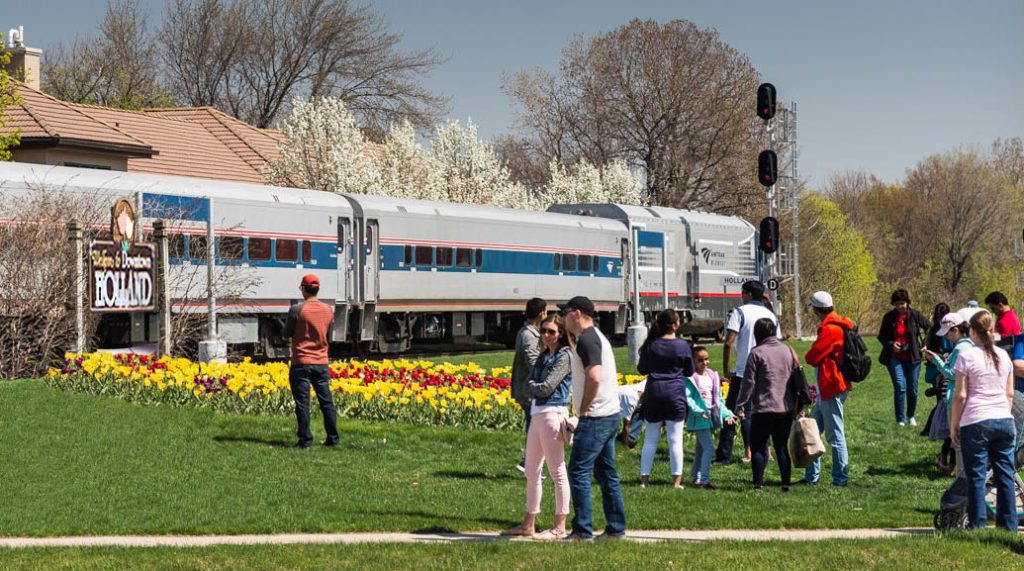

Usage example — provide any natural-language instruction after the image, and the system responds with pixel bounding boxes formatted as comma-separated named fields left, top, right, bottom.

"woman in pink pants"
left=501, top=314, right=573, bottom=540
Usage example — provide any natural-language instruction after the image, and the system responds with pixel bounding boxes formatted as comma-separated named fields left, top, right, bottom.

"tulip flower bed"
left=47, top=353, right=647, bottom=430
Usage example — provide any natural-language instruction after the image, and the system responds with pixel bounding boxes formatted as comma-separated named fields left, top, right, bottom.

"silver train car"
left=548, top=203, right=761, bottom=341
left=0, top=163, right=761, bottom=354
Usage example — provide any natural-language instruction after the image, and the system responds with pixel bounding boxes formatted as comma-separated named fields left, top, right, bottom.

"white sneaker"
left=897, top=421, right=906, bottom=427
left=909, top=417, right=918, bottom=427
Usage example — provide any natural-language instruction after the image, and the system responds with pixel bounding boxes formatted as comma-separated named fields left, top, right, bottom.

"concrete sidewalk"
left=0, top=528, right=935, bottom=548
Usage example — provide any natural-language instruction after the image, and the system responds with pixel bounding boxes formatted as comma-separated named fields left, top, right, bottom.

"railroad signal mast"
left=756, top=82, right=802, bottom=337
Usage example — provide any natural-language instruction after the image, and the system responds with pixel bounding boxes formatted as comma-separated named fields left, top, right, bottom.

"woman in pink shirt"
left=950, top=310, right=1018, bottom=531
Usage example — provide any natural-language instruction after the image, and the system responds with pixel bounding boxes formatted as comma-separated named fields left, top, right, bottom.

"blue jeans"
left=288, top=364, right=339, bottom=447
left=568, top=414, right=626, bottom=538
left=804, top=391, right=849, bottom=485
left=628, top=407, right=645, bottom=442
left=886, top=360, right=921, bottom=423
left=960, top=418, right=1018, bottom=531
left=691, top=429, right=714, bottom=484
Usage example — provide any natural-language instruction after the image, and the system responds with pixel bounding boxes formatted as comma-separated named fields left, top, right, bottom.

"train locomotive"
left=0, top=162, right=763, bottom=354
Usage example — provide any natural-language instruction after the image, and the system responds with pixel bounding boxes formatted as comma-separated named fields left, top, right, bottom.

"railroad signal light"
left=759, top=216, right=779, bottom=254
left=758, top=150, right=778, bottom=187
left=757, top=83, right=777, bottom=120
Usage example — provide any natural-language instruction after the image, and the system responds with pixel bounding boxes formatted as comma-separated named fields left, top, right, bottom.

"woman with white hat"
left=923, top=311, right=973, bottom=474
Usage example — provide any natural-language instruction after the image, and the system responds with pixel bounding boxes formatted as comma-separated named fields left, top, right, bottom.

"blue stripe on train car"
left=142, top=193, right=210, bottom=222
left=378, top=245, right=622, bottom=278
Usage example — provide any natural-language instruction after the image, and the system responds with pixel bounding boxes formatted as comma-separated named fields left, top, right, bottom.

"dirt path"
left=0, top=528, right=938, bottom=548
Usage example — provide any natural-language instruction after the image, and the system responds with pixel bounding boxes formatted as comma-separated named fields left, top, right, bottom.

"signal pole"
left=756, top=83, right=779, bottom=290
left=757, top=84, right=801, bottom=337
left=784, top=102, right=803, bottom=338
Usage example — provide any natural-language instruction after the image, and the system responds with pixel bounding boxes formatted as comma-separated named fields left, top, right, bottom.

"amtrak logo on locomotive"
left=700, top=247, right=727, bottom=267
left=89, top=199, right=156, bottom=313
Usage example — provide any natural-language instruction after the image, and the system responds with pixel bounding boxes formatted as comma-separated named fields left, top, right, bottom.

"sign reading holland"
left=89, top=199, right=156, bottom=313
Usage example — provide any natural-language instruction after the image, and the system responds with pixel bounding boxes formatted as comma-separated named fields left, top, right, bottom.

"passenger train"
left=0, top=163, right=763, bottom=355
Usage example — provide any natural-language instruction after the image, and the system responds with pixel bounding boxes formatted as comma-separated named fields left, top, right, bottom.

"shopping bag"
left=788, top=417, right=826, bottom=469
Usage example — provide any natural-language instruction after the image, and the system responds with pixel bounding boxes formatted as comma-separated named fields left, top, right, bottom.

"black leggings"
left=750, top=413, right=793, bottom=488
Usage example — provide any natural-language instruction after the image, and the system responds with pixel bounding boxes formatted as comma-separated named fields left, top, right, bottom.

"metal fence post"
left=67, top=220, right=85, bottom=353
left=153, top=220, right=172, bottom=356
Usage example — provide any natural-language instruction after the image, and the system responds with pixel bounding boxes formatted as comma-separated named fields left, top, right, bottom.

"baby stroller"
left=934, top=391, right=1024, bottom=530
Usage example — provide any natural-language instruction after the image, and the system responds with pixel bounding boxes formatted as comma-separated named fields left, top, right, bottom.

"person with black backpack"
left=797, top=291, right=861, bottom=487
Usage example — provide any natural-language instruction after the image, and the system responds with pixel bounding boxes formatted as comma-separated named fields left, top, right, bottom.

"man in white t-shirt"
left=715, top=280, right=781, bottom=464
left=560, top=296, right=625, bottom=541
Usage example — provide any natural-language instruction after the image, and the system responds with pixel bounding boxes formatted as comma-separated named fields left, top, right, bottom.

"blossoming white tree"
left=263, top=97, right=379, bottom=194
left=427, top=119, right=529, bottom=208
left=538, top=159, right=646, bottom=208
left=376, top=120, right=445, bottom=200
left=265, top=97, right=644, bottom=212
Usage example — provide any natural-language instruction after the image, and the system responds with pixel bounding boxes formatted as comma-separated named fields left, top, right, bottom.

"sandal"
left=533, top=528, right=567, bottom=541
left=499, top=525, right=535, bottom=537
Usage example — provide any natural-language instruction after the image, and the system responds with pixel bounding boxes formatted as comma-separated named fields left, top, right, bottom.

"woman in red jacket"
left=799, top=291, right=853, bottom=487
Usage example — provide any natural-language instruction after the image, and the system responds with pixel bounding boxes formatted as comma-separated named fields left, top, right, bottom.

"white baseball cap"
left=957, top=307, right=983, bottom=322
left=808, top=291, right=833, bottom=309
left=936, top=312, right=965, bottom=336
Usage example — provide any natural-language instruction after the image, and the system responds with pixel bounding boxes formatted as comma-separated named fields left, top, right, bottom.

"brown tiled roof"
left=2, top=82, right=389, bottom=186
left=81, top=105, right=270, bottom=183
left=1, top=81, right=290, bottom=183
left=144, top=108, right=284, bottom=173
left=4, top=82, right=153, bottom=156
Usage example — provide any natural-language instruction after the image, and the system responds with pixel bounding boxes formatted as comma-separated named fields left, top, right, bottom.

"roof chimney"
left=4, top=26, right=42, bottom=90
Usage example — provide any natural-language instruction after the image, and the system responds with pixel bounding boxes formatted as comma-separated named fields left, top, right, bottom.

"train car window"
left=415, top=245, right=433, bottom=266
left=404, top=245, right=413, bottom=266
left=248, top=237, right=272, bottom=261
left=562, top=253, right=577, bottom=272
left=168, top=234, right=184, bottom=259
left=189, top=235, right=207, bottom=261
left=276, top=239, right=298, bottom=262
left=554, top=253, right=561, bottom=271
left=436, top=247, right=453, bottom=267
left=579, top=254, right=592, bottom=272
left=456, top=248, right=473, bottom=267
left=218, top=237, right=244, bottom=260
left=475, top=249, right=483, bottom=267
left=593, top=255, right=599, bottom=272
left=301, top=240, right=312, bottom=263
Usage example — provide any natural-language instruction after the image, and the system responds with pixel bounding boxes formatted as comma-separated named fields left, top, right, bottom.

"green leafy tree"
left=797, top=194, right=877, bottom=326
left=0, top=38, right=23, bottom=160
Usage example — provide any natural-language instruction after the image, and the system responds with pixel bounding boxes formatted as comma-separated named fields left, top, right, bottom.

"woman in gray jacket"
left=737, top=318, right=797, bottom=492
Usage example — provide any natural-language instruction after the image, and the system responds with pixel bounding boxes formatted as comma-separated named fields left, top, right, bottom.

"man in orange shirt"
left=283, top=274, right=339, bottom=449
left=799, top=291, right=853, bottom=486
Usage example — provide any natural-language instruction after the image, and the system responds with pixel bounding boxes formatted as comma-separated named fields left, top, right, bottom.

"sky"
left=5, top=0, right=1023, bottom=187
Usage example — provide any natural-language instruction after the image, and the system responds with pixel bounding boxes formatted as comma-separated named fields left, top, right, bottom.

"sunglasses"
left=541, top=328, right=559, bottom=335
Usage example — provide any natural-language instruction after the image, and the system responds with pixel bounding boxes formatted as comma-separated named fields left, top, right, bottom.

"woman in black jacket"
left=877, top=289, right=932, bottom=427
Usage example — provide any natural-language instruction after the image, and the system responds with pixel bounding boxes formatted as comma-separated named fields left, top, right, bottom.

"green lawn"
left=0, top=339, right=968, bottom=536
left=1, top=535, right=1023, bottom=570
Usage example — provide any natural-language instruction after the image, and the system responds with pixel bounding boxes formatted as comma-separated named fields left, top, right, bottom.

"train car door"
left=331, top=217, right=353, bottom=343
left=338, top=218, right=353, bottom=303
left=363, top=219, right=379, bottom=302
